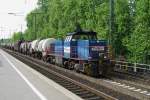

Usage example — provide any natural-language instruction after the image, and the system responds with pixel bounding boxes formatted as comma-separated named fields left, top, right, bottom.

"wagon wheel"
left=64, top=61, right=69, bottom=69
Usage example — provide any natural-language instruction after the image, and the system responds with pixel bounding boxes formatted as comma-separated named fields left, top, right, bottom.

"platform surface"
left=0, top=49, right=83, bottom=100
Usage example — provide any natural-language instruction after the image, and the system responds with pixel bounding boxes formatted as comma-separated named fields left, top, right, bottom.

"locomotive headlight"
left=104, top=55, right=107, bottom=59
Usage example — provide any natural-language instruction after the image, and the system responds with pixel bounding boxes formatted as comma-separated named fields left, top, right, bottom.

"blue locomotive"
left=50, top=29, right=110, bottom=77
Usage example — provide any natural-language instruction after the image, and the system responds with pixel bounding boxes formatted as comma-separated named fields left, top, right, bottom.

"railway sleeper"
left=57, top=81, right=74, bottom=84
left=66, top=87, right=81, bottom=90
left=55, top=80, right=72, bottom=84
left=85, top=96, right=104, bottom=100
left=62, top=84, right=78, bottom=88
left=78, top=93, right=97, bottom=99
left=82, top=94, right=99, bottom=99
left=70, top=89, right=85, bottom=93
left=75, top=91, right=92, bottom=96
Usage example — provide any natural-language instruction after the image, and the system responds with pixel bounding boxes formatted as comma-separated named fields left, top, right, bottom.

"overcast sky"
left=0, top=0, right=38, bottom=39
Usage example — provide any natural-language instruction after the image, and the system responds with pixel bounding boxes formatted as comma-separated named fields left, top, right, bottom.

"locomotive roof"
left=67, top=30, right=97, bottom=36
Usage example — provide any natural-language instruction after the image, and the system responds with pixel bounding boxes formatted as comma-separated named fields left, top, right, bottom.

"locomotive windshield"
left=73, top=34, right=97, bottom=40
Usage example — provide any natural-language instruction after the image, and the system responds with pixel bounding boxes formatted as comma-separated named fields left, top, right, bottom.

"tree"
left=19, top=0, right=150, bottom=63
left=123, top=0, right=150, bottom=63
left=12, top=32, right=23, bottom=42
left=111, top=0, right=133, bottom=58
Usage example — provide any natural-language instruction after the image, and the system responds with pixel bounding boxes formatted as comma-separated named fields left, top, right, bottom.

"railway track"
left=3, top=48, right=143, bottom=100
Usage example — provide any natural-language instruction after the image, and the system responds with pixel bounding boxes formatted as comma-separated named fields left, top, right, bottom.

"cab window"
left=72, top=34, right=97, bottom=40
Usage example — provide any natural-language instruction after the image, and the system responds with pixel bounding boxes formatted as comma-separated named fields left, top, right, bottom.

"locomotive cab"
left=64, top=30, right=98, bottom=58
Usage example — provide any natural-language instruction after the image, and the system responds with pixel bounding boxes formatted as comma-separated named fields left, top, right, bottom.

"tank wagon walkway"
left=0, top=49, right=83, bottom=100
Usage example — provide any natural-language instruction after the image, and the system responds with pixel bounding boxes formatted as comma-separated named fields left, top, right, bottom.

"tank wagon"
left=14, top=40, right=23, bottom=52
left=37, top=38, right=56, bottom=60
left=37, top=39, right=45, bottom=59
left=30, top=39, right=40, bottom=58
left=20, top=41, right=31, bottom=55
left=26, top=41, right=32, bottom=55
left=20, top=42, right=25, bottom=53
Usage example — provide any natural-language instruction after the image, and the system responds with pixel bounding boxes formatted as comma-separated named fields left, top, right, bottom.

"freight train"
left=3, top=28, right=111, bottom=77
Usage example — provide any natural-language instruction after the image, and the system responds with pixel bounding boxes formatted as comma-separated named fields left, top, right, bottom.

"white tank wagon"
left=14, top=40, right=23, bottom=52
left=36, top=39, right=46, bottom=59
left=20, top=42, right=28, bottom=54
left=40, top=38, right=56, bottom=61
left=27, top=42, right=32, bottom=55
left=10, top=43, right=14, bottom=50
left=22, top=41, right=31, bottom=55
left=31, top=39, right=40, bottom=51
left=38, top=39, right=45, bottom=52
left=30, top=39, right=41, bottom=57
left=20, top=42, right=25, bottom=53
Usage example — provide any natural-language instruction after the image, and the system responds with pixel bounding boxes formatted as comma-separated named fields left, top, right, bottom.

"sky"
left=0, top=0, right=38, bottom=39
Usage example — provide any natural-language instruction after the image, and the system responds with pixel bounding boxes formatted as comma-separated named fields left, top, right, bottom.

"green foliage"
left=123, top=0, right=150, bottom=63
left=11, top=0, right=149, bottom=63
left=25, top=0, right=109, bottom=39
left=114, top=0, right=133, bottom=56
left=12, top=32, right=24, bottom=42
